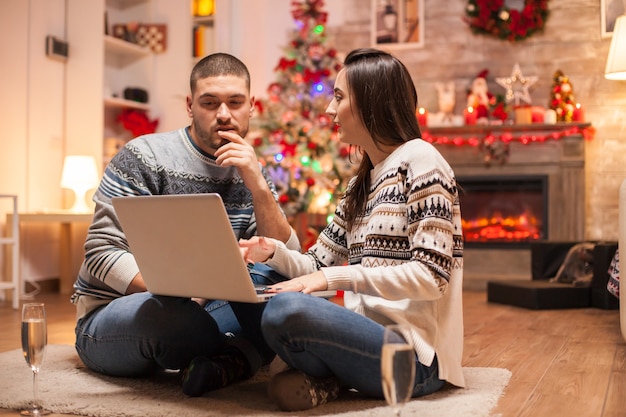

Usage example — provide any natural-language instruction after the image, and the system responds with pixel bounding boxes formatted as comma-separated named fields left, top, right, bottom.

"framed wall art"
left=601, top=0, right=626, bottom=37
left=371, top=0, right=424, bottom=48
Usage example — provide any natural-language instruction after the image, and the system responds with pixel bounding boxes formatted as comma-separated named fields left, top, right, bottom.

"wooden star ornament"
left=495, top=63, right=538, bottom=106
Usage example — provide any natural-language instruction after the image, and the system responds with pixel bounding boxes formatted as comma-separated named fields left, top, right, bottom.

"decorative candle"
left=514, top=106, right=532, bottom=124
left=572, top=103, right=585, bottom=122
left=416, top=107, right=428, bottom=127
left=530, top=106, right=545, bottom=123
left=464, top=106, right=477, bottom=125
left=544, top=109, right=557, bottom=124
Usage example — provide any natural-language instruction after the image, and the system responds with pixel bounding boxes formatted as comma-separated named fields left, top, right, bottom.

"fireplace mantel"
left=422, top=122, right=591, bottom=139
left=426, top=123, right=592, bottom=287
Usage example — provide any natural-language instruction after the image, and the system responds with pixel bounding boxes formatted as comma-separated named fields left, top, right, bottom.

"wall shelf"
left=104, top=35, right=150, bottom=67
left=106, top=0, right=149, bottom=9
left=422, top=122, right=591, bottom=137
left=104, top=97, right=150, bottom=110
left=194, top=14, right=214, bottom=24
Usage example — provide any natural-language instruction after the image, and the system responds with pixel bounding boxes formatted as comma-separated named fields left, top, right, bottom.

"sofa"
left=618, top=180, right=626, bottom=342
left=487, top=241, right=618, bottom=310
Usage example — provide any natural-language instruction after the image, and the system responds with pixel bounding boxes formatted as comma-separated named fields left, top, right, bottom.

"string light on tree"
left=250, top=0, right=356, bottom=218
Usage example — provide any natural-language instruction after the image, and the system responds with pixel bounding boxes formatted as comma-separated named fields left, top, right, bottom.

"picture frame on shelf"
left=371, top=0, right=424, bottom=49
left=601, top=0, right=625, bottom=37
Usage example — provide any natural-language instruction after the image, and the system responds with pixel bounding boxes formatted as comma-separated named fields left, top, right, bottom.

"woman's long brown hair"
left=341, top=48, right=422, bottom=231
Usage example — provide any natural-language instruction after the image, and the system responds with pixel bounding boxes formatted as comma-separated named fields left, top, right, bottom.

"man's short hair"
left=190, top=53, right=251, bottom=93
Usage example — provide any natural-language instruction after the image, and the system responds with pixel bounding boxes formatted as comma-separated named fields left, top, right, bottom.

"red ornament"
left=280, top=140, right=298, bottom=157
left=275, top=57, right=297, bottom=71
left=308, top=43, right=325, bottom=61
left=291, top=0, right=328, bottom=26
left=253, top=100, right=264, bottom=115
left=492, top=102, right=508, bottom=121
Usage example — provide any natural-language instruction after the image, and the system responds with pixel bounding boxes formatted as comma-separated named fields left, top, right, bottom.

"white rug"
left=0, top=345, right=511, bottom=417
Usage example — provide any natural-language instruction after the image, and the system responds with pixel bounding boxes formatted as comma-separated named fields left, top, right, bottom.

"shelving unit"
left=192, top=1, right=216, bottom=60
left=66, top=0, right=198, bottom=170
left=103, top=6, right=152, bottom=108
left=0, top=195, right=19, bottom=309
left=103, top=0, right=154, bottom=166
left=107, top=0, right=147, bottom=7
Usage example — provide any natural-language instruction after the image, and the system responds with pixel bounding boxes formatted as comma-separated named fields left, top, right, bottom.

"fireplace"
left=459, top=175, right=548, bottom=248
left=427, top=123, right=589, bottom=288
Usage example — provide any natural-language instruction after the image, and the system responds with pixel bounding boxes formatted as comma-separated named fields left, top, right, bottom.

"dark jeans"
left=75, top=263, right=287, bottom=376
left=262, top=292, right=445, bottom=398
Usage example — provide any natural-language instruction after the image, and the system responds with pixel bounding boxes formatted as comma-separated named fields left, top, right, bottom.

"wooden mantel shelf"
left=421, top=122, right=592, bottom=165
left=422, top=122, right=591, bottom=140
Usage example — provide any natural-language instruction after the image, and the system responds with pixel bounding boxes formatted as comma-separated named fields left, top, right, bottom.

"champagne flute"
left=21, top=303, right=50, bottom=416
left=381, top=324, right=416, bottom=417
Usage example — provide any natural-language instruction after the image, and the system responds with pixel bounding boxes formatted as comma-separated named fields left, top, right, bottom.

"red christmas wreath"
left=464, top=0, right=549, bottom=42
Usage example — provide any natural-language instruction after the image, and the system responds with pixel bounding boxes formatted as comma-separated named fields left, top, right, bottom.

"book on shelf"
left=193, top=24, right=214, bottom=58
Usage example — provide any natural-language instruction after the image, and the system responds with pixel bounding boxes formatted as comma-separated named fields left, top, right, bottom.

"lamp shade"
left=605, top=15, right=626, bottom=80
left=60, top=155, right=99, bottom=212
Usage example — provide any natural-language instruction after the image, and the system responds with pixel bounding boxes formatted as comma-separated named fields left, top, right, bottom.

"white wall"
left=65, top=0, right=104, bottom=163
left=0, top=0, right=28, bottom=207
left=0, top=0, right=67, bottom=211
left=0, top=0, right=68, bottom=282
left=150, top=0, right=193, bottom=132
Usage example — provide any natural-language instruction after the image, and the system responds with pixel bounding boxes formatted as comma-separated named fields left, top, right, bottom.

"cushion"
left=590, top=242, right=619, bottom=309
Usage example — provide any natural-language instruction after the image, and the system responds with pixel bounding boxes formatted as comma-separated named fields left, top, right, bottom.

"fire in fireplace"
left=458, top=175, right=548, bottom=247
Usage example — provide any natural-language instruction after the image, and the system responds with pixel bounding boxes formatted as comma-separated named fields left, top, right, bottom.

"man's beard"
left=192, top=123, right=222, bottom=152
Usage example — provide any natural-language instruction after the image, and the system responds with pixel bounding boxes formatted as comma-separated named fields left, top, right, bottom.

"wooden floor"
left=0, top=290, right=625, bottom=417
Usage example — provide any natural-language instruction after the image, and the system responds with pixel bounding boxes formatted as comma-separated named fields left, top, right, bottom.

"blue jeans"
left=75, top=263, right=287, bottom=377
left=261, top=292, right=445, bottom=398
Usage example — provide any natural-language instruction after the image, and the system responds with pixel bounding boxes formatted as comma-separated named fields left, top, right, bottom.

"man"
left=71, top=53, right=299, bottom=397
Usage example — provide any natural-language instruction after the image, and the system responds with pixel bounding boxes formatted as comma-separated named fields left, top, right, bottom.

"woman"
left=240, top=48, right=465, bottom=411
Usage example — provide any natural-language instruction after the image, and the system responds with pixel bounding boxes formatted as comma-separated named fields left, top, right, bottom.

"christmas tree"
left=249, top=0, right=356, bottom=219
left=549, top=70, right=575, bottom=122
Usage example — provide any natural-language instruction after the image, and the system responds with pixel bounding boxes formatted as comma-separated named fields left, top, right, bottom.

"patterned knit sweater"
left=72, top=127, right=297, bottom=318
left=267, top=139, right=465, bottom=388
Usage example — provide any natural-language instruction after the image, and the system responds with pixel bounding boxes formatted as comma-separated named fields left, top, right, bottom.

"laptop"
left=112, top=193, right=336, bottom=303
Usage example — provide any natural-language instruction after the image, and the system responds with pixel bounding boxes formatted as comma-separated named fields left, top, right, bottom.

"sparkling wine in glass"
left=381, top=324, right=416, bottom=417
left=21, top=303, right=50, bottom=416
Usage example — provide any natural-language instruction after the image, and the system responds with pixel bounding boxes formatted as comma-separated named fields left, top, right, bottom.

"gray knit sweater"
left=72, top=127, right=288, bottom=317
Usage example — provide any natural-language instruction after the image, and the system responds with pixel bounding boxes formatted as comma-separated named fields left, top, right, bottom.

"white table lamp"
left=60, top=155, right=100, bottom=213
left=605, top=15, right=626, bottom=80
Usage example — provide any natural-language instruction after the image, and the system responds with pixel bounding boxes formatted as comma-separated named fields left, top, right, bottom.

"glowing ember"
left=462, top=210, right=541, bottom=242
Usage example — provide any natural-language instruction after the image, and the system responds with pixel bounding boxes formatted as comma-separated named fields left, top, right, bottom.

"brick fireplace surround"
left=428, top=123, right=590, bottom=290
